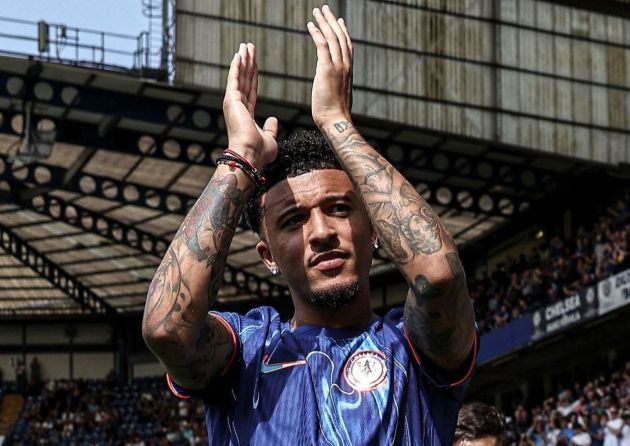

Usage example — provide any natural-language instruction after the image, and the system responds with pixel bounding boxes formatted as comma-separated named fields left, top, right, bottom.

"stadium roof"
left=0, top=55, right=624, bottom=321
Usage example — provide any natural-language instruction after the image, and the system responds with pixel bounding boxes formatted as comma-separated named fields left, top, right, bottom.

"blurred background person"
left=454, top=402, right=508, bottom=446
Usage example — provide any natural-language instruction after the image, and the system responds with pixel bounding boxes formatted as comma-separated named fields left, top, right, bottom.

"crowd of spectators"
left=4, top=359, right=628, bottom=446
left=505, top=359, right=630, bottom=446
left=471, top=197, right=630, bottom=334
left=6, top=376, right=208, bottom=445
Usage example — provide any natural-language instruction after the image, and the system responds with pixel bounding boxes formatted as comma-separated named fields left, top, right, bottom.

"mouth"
left=309, top=250, right=350, bottom=271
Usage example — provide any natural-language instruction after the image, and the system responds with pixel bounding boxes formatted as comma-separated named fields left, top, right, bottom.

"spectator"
left=15, top=359, right=27, bottom=394
left=547, top=415, right=563, bottom=446
left=571, top=423, right=592, bottom=446
left=589, top=413, right=605, bottom=446
left=620, top=412, right=630, bottom=446
left=453, top=402, right=508, bottom=446
left=604, top=407, right=623, bottom=446
left=561, top=415, right=576, bottom=444
left=527, top=417, right=547, bottom=446
left=29, top=356, right=42, bottom=388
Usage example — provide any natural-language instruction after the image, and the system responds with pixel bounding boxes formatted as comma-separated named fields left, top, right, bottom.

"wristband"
left=222, top=149, right=259, bottom=171
left=216, top=151, right=266, bottom=187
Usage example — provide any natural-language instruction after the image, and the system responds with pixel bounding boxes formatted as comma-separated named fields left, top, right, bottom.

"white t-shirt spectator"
left=572, top=432, right=592, bottom=446
left=605, top=417, right=624, bottom=446
left=547, top=427, right=561, bottom=446
left=620, top=424, right=630, bottom=446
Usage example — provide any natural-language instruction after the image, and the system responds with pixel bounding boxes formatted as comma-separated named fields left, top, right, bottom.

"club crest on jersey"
left=343, top=350, right=387, bottom=391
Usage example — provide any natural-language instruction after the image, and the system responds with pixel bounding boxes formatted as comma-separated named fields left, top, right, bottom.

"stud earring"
left=373, top=238, right=379, bottom=250
left=270, top=265, right=278, bottom=275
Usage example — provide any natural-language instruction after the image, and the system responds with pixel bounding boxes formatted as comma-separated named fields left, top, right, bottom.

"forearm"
left=321, top=119, right=475, bottom=370
left=142, top=166, right=252, bottom=383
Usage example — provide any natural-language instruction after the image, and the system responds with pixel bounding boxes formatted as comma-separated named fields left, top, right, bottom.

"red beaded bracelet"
left=216, top=151, right=266, bottom=187
left=222, top=149, right=258, bottom=171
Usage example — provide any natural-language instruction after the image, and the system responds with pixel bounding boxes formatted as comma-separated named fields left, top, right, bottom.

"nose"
left=307, top=210, right=337, bottom=247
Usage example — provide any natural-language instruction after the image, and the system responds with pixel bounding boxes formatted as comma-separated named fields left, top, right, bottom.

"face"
left=256, top=169, right=374, bottom=308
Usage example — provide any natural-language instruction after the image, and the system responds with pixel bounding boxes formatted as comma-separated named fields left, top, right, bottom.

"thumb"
left=262, top=117, right=278, bottom=140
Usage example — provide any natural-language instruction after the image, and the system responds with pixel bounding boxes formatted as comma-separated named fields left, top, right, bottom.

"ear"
left=256, top=240, right=276, bottom=272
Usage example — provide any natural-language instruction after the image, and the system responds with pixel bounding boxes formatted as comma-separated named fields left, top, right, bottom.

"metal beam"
left=1, top=179, right=288, bottom=302
left=0, top=220, right=120, bottom=320
left=0, top=150, right=534, bottom=219
left=539, top=0, right=630, bottom=19
left=0, top=61, right=221, bottom=135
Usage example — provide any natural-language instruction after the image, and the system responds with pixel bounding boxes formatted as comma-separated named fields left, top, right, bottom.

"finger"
left=247, top=63, right=258, bottom=116
left=225, top=52, right=241, bottom=97
left=307, top=21, right=332, bottom=65
left=337, top=17, right=354, bottom=63
left=240, top=43, right=252, bottom=98
left=262, top=117, right=279, bottom=141
left=238, top=43, right=247, bottom=93
left=337, top=18, right=354, bottom=110
left=312, top=7, right=342, bottom=64
left=246, top=43, right=257, bottom=100
left=321, top=5, right=350, bottom=66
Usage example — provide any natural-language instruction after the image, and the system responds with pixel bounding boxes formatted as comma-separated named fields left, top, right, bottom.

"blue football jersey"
left=168, top=306, right=477, bottom=446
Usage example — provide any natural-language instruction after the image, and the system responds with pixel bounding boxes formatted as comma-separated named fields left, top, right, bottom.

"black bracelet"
left=216, top=155, right=266, bottom=187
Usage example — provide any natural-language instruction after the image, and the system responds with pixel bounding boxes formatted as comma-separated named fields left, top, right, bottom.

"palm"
left=223, top=43, right=278, bottom=167
left=307, top=8, right=353, bottom=128
left=227, top=92, right=277, bottom=162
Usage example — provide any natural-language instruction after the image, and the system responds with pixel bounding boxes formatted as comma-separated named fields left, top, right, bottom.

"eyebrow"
left=323, top=193, right=354, bottom=204
left=273, top=193, right=355, bottom=224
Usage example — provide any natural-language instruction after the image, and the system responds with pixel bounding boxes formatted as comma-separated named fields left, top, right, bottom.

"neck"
left=290, top=291, right=375, bottom=329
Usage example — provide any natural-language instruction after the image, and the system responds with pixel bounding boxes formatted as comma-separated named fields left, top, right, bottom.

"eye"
left=282, top=214, right=305, bottom=228
left=330, top=203, right=351, bottom=215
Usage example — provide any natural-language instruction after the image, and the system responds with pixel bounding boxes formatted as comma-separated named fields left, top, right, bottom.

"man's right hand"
left=223, top=42, right=278, bottom=169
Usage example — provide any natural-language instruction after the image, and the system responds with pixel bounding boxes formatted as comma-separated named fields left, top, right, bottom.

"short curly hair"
left=454, top=402, right=508, bottom=446
left=243, top=129, right=343, bottom=234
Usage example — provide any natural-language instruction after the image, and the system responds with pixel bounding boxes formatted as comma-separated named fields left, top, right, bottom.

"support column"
left=115, top=325, right=129, bottom=385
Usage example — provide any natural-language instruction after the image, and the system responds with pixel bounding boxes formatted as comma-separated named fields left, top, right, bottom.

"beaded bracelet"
left=216, top=151, right=266, bottom=187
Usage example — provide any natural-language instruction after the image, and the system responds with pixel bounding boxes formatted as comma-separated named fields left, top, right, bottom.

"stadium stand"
left=2, top=377, right=208, bottom=445
left=503, top=359, right=630, bottom=446
left=2, top=358, right=629, bottom=446
left=472, top=194, right=630, bottom=334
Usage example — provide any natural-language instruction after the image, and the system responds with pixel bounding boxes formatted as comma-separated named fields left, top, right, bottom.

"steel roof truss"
left=0, top=221, right=119, bottom=319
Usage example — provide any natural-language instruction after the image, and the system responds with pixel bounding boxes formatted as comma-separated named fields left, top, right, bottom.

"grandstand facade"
left=0, top=0, right=629, bottom=444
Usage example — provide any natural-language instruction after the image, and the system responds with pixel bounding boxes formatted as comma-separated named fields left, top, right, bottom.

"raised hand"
left=307, top=5, right=353, bottom=129
left=223, top=42, right=278, bottom=168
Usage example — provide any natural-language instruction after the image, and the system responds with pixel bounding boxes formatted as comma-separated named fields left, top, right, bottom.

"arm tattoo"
left=410, top=274, right=442, bottom=305
left=178, top=175, right=245, bottom=267
left=377, top=220, right=410, bottom=261
left=323, top=120, right=474, bottom=368
left=323, top=120, right=445, bottom=263
left=186, top=316, right=234, bottom=383
left=143, top=171, right=251, bottom=386
left=143, top=246, right=183, bottom=337
left=404, top=253, right=472, bottom=361
left=334, top=121, right=351, bottom=132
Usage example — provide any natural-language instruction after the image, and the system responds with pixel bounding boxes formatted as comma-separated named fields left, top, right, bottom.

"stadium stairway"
left=0, top=393, right=24, bottom=438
